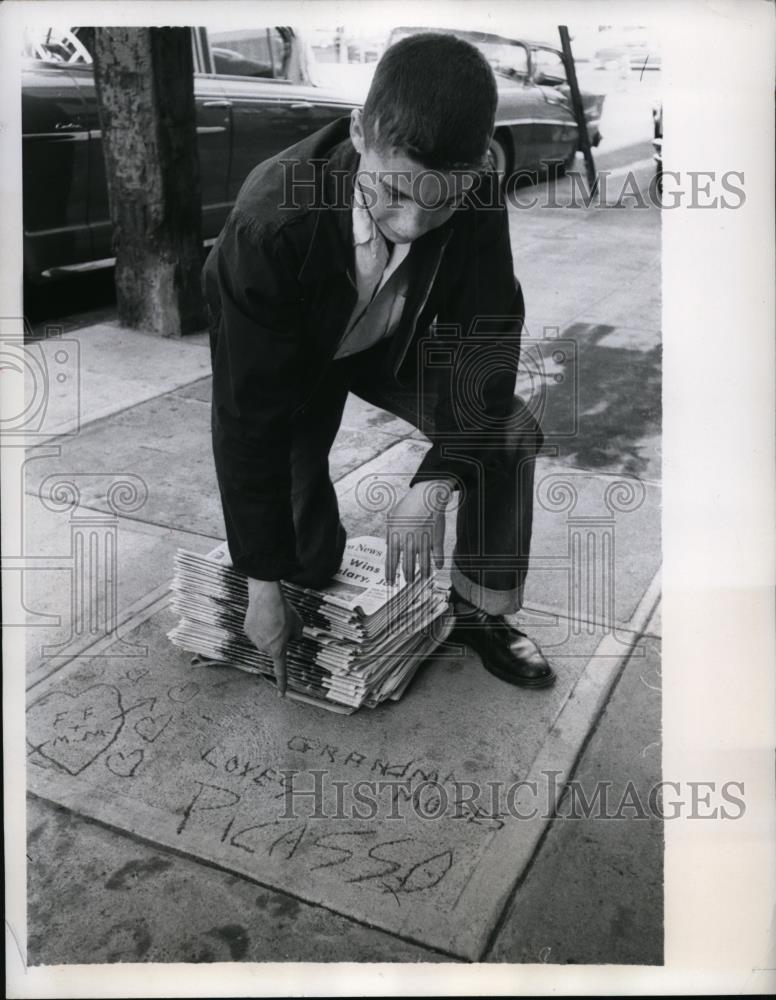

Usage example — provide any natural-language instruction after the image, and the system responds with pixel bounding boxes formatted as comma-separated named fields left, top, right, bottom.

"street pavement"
left=20, top=136, right=662, bottom=965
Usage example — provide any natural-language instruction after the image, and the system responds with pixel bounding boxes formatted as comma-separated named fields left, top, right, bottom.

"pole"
left=558, top=25, right=597, bottom=189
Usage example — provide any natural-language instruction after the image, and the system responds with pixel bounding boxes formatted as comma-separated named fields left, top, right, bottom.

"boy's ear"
left=349, top=108, right=366, bottom=155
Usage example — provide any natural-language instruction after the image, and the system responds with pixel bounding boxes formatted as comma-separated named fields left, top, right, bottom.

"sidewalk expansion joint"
left=477, top=563, right=661, bottom=961
left=26, top=375, right=215, bottom=449
left=25, top=582, right=173, bottom=693
left=24, top=477, right=227, bottom=538
left=25, top=789, right=462, bottom=964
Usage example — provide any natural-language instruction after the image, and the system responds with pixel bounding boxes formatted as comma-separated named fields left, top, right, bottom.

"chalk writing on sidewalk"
left=25, top=677, right=191, bottom=779
left=198, top=741, right=507, bottom=830
left=26, top=665, right=505, bottom=913
left=175, top=779, right=458, bottom=899
left=26, top=684, right=126, bottom=775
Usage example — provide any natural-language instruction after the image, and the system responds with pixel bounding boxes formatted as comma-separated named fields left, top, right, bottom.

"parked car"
left=652, top=100, right=663, bottom=191
left=22, top=26, right=360, bottom=284
left=386, top=26, right=605, bottom=183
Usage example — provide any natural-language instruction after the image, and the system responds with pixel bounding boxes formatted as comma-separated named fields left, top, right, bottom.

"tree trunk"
left=91, top=27, right=206, bottom=336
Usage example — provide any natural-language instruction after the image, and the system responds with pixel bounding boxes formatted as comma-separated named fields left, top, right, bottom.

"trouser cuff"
left=450, top=563, right=523, bottom=616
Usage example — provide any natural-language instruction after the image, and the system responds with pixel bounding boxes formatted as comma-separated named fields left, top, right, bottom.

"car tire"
left=546, top=148, right=577, bottom=180
left=486, top=132, right=511, bottom=193
left=562, top=148, right=577, bottom=173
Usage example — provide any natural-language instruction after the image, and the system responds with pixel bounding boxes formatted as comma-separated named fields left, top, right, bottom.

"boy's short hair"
left=362, top=31, right=498, bottom=171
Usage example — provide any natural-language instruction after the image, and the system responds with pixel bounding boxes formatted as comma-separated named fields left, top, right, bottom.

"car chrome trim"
left=24, top=131, right=90, bottom=141
left=207, top=74, right=295, bottom=85
left=87, top=127, right=228, bottom=138
left=497, top=118, right=576, bottom=128
left=196, top=90, right=353, bottom=109
left=40, top=238, right=220, bottom=278
left=42, top=257, right=117, bottom=277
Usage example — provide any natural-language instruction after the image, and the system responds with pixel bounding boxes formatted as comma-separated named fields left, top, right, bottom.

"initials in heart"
left=26, top=684, right=125, bottom=776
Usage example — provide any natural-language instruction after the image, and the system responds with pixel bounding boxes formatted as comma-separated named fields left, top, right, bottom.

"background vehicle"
left=386, top=26, right=605, bottom=183
left=652, top=100, right=663, bottom=191
left=22, top=26, right=359, bottom=285
left=22, top=24, right=607, bottom=286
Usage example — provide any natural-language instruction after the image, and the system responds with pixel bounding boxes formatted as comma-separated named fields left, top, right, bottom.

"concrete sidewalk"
left=22, top=159, right=662, bottom=966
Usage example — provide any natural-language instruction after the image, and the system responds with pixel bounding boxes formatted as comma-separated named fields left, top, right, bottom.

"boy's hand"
left=385, top=479, right=454, bottom=584
left=244, top=578, right=303, bottom=696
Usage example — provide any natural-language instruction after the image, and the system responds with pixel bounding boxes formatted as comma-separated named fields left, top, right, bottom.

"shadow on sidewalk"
left=536, top=324, right=661, bottom=480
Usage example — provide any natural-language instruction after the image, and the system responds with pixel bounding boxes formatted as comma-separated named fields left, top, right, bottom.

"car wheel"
left=547, top=148, right=577, bottom=180
left=486, top=133, right=510, bottom=192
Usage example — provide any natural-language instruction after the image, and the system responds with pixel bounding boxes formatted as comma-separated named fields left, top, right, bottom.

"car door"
left=22, top=59, right=93, bottom=278
left=494, top=81, right=542, bottom=173
left=485, top=41, right=544, bottom=173
left=528, top=46, right=577, bottom=167
left=205, top=26, right=355, bottom=200
left=67, top=61, right=112, bottom=262
left=190, top=29, right=234, bottom=243
left=494, top=39, right=542, bottom=172
left=71, top=28, right=232, bottom=262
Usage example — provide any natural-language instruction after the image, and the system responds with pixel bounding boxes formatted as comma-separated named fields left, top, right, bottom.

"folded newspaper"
left=167, top=536, right=454, bottom=714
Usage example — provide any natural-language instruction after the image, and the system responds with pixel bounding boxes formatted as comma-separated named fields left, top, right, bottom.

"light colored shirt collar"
left=352, top=178, right=411, bottom=289
left=352, top=178, right=376, bottom=246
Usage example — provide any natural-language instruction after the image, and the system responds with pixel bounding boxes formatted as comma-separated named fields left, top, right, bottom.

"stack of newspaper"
left=167, top=536, right=453, bottom=714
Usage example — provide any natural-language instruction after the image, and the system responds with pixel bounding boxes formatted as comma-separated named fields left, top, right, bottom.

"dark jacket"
left=202, top=116, right=525, bottom=581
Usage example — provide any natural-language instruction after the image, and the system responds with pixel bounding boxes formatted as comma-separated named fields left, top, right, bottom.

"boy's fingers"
left=420, top=530, right=432, bottom=579
left=272, top=651, right=287, bottom=697
left=432, top=510, right=446, bottom=568
left=402, top=532, right=416, bottom=583
left=385, top=526, right=400, bottom=584
left=277, top=610, right=304, bottom=695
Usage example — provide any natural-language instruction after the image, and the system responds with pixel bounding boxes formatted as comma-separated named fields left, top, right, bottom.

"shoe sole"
left=480, top=660, right=557, bottom=688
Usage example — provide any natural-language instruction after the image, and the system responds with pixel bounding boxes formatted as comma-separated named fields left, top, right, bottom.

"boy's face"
left=349, top=109, right=480, bottom=244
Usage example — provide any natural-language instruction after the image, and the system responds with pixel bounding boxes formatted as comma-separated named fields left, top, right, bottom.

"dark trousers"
left=285, top=341, right=543, bottom=616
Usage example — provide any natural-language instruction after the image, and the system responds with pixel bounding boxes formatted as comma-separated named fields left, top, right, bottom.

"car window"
left=207, top=27, right=291, bottom=79
left=23, top=27, right=207, bottom=72
left=22, top=27, right=92, bottom=64
left=533, top=47, right=566, bottom=82
left=482, top=41, right=528, bottom=80
left=387, top=28, right=528, bottom=82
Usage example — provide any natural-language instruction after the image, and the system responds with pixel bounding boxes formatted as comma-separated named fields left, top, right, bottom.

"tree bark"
left=91, top=27, right=206, bottom=336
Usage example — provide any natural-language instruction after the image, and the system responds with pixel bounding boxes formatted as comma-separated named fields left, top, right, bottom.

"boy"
left=202, top=31, right=555, bottom=696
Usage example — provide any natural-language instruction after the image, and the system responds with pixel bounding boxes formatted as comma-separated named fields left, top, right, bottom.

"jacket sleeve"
left=410, top=175, right=527, bottom=489
left=203, top=210, right=307, bottom=581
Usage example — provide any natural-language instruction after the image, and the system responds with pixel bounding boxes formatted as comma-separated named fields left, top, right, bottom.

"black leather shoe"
left=450, top=595, right=556, bottom=689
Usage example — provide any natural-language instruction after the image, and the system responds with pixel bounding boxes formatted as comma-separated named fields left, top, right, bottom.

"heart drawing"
left=123, top=667, right=150, bottom=685
left=167, top=682, right=200, bottom=704
left=133, top=713, right=173, bottom=743
left=105, top=748, right=145, bottom=778
left=26, top=684, right=125, bottom=776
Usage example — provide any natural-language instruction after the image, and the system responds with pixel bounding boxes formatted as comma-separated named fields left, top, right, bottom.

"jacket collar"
left=297, top=132, right=359, bottom=286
